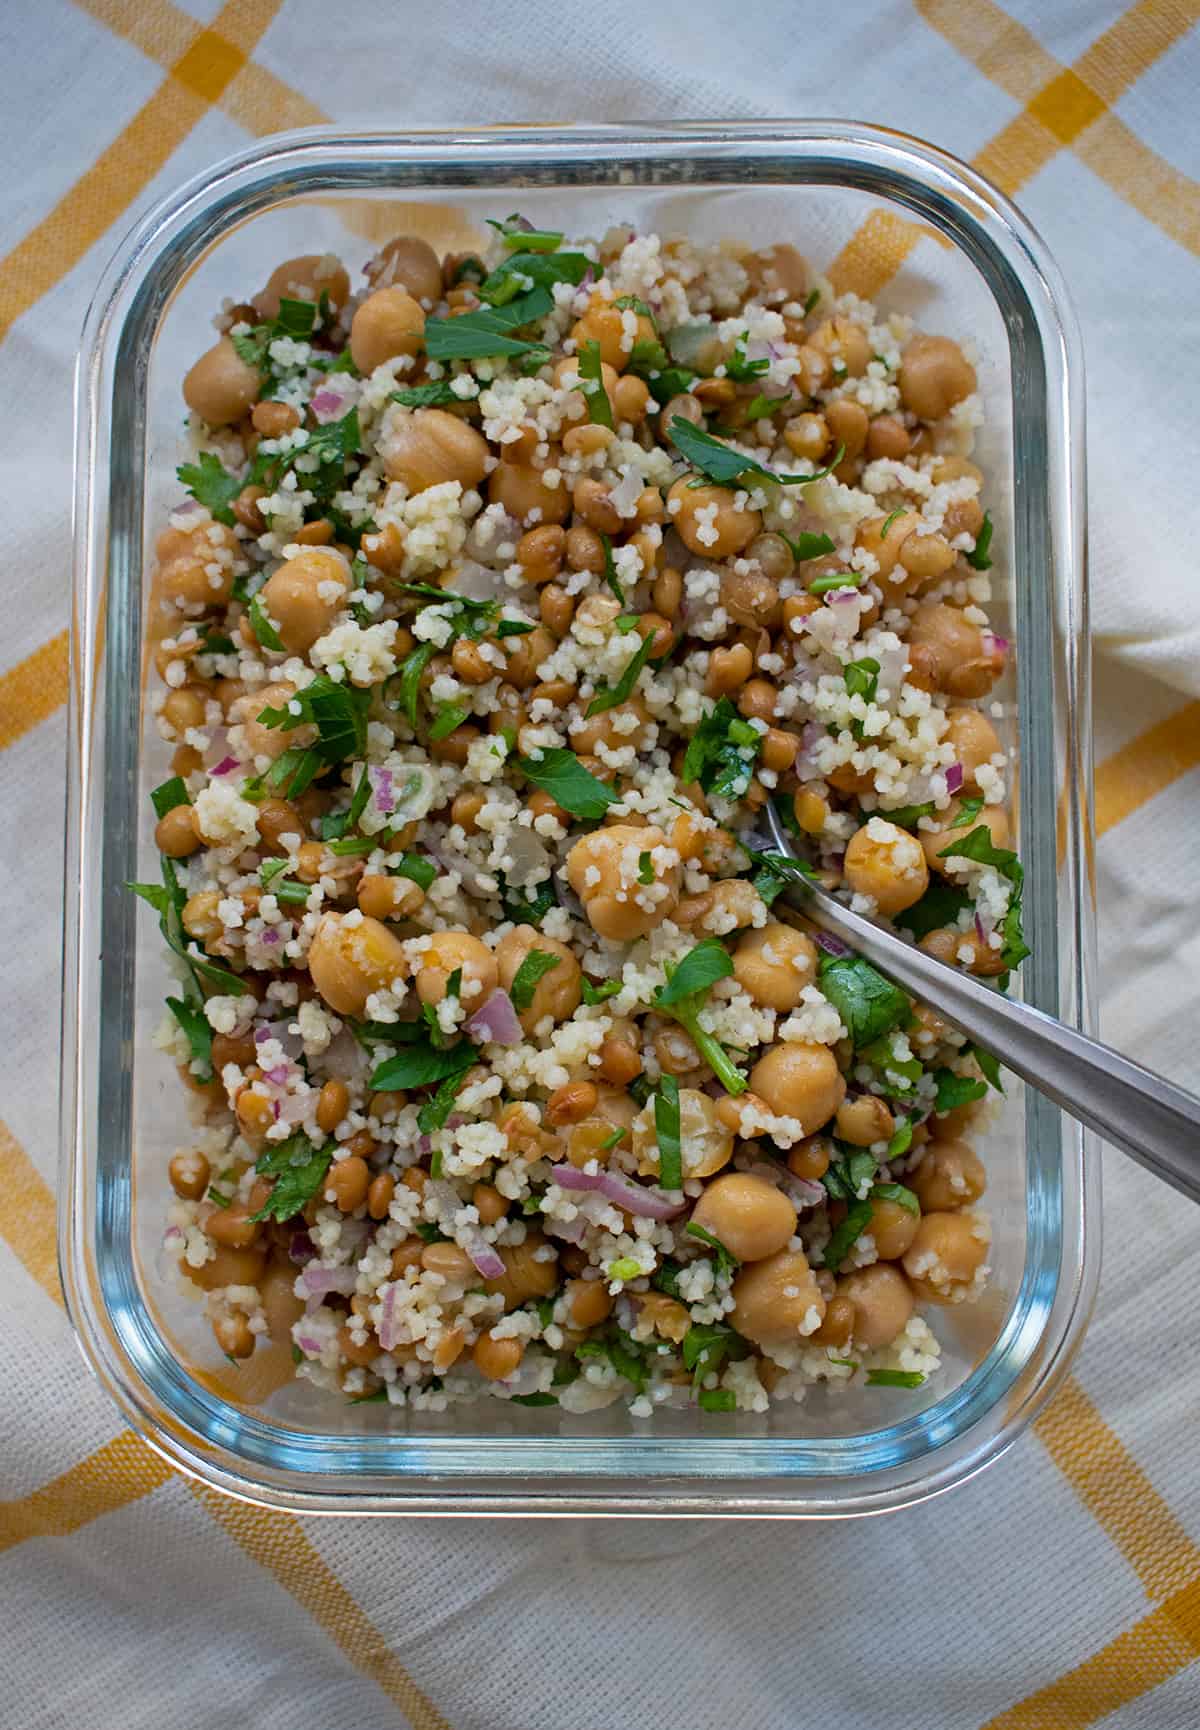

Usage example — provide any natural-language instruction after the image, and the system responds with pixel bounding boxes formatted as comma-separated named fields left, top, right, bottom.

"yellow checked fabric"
left=2, top=3, right=1199, bottom=1725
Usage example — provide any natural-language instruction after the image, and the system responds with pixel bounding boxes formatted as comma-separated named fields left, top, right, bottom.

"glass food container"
left=63, top=123, right=1094, bottom=1517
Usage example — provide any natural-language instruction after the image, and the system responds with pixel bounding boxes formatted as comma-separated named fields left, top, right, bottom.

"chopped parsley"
left=681, top=1321, right=748, bottom=1386
left=685, top=1223, right=740, bottom=1281
left=949, top=795, right=985, bottom=829
left=390, top=380, right=464, bottom=409
left=600, top=533, right=624, bottom=605
left=390, top=851, right=436, bottom=891
left=509, top=948, right=562, bottom=1011
left=127, top=854, right=248, bottom=999
left=176, top=451, right=242, bottom=527
left=871, top=1181, right=919, bottom=1214
left=680, top=696, right=762, bottom=799
left=817, top=953, right=909, bottom=1049
left=250, top=1133, right=333, bottom=1223
left=428, top=700, right=470, bottom=742
left=823, top=1197, right=874, bottom=1272
left=669, top=416, right=845, bottom=489
left=966, top=510, right=994, bottom=571
left=516, top=747, right=617, bottom=819
left=370, top=1035, right=476, bottom=1092
left=653, top=1075, right=682, bottom=1190
left=320, top=766, right=371, bottom=841
left=581, top=977, right=622, bottom=1006
left=423, top=288, right=553, bottom=362
left=577, top=338, right=613, bottom=428
left=257, top=673, right=370, bottom=766
left=877, top=801, right=935, bottom=830
left=653, top=939, right=745, bottom=1096
left=149, top=776, right=190, bottom=820
left=164, top=995, right=213, bottom=1083
left=784, top=530, right=836, bottom=562
left=937, top=824, right=1030, bottom=968
left=725, top=335, right=770, bottom=382
left=247, top=592, right=284, bottom=652
left=866, top=1368, right=926, bottom=1389
left=932, top=1069, right=989, bottom=1114
left=895, top=880, right=972, bottom=942
left=698, top=1388, right=737, bottom=1413
left=585, top=630, right=656, bottom=717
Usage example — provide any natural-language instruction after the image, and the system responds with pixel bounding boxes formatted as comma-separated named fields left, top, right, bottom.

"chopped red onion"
left=298, top=1264, right=358, bottom=1298
left=465, top=1235, right=506, bottom=1279
left=466, top=988, right=523, bottom=1046
left=258, top=929, right=280, bottom=945
left=974, top=913, right=986, bottom=942
left=367, top=764, right=395, bottom=814
left=288, top=1230, right=316, bottom=1265
left=256, top=1019, right=304, bottom=1061
left=813, top=930, right=849, bottom=958
left=946, top=761, right=964, bottom=795
left=548, top=1163, right=685, bottom=1220
left=263, top=1063, right=291, bottom=1086
left=209, top=755, right=238, bottom=777
left=311, top=386, right=354, bottom=423
left=294, top=1333, right=323, bottom=1356
left=202, top=725, right=230, bottom=769
left=982, top=630, right=1009, bottom=656
left=545, top=1214, right=587, bottom=1246
left=378, top=1283, right=405, bottom=1351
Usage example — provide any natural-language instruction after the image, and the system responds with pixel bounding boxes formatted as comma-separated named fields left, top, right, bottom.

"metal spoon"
left=763, top=805, right=1200, bottom=1203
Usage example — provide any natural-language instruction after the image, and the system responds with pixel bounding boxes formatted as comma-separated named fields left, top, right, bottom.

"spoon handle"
left=782, top=881, right=1200, bottom=1204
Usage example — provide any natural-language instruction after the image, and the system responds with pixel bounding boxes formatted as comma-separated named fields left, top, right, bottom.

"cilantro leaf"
left=250, top=1134, right=333, bottom=1223
left=654, top=1075, right=682, bottom=1190
left=585, top=631, right=656, bottom=717
left=516, top=748, right=617, bottom=820
left=176, top=451, right=241, bottom=526
left=510, top=949, right=562, bottom=1012
left=818, top=954, right=909, bottom=1050
left=669, top=417, right=845, bottom=488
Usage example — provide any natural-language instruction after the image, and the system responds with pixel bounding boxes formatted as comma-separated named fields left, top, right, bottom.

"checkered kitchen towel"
left=2, top=2, right=1199, bottom=1726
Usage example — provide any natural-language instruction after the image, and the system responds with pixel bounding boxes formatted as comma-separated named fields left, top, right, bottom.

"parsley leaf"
left=257, top=673, right=370, bottom=766
left=599, top=533, right=624, bottom=604
left=966, top=510, right=994, bottom=571
left=681, top=1321, right=748, bottom=1384
left=784, top=530, right=836, bottom=562
left=150, top=776, right=190, bottom=820
left=822, top=1149, right=878, bottom=1203
left=165, top=995, right=213, bottom=1082
left=725, top=336, right=770, bottom=382
left=654, top=1075, right=682, bottom=1190
left=876, top=802, right=934, bottom=830
left=370, top=1037, right=476, bottom=1092
left=516, top=748, right=617, bottom=820
left=871, top=1181, right=919, bottom=1215
left=657, top=938, right=733, bottom=1006
left=510, top=949, right=561, bottom=1011
left=637, top=850, right=655, bottom=886
left=250, top=1134, right=333, bottom=1223
left=866, top=1368, right=925, bottom=1388
left=577, top=338, right=613, bottom=428
left=176, top=451, right=241, bottom=526
left=698, top=1388, right=738, bottom=1412
left=417, top=1061, right=475, bottom=1136
left=972, top=1045, right=1004, bottom=1091
left=686, top=1223, right=740, bottom=1280
left=818, top=953, right=909, bottom=1049
left=585, top=630, right=656, bottom=717
left=823, top=1197, right=874, bottom=1272
left=248, top=592, right=284, bottom=652
left=669, top=417, right=845, bottom=489
left=949, top=795, right=985, bottom=830
left=390, top=381, right=463, bottom=408
left=391, top=852, right=436, bottom=892
left=394, top=641, right=437, bottom=732
left=679, top=696, right=762, bottom=799
left=843, top=657, right=881, bottom=704
left=423, top=289, right=553, bottom=361
left=499, top=874, right=558, bottom=924
left=429, top=700, right=471, bottom=742
left=894, top=880, right=972, bottom=942
left=936, top=824, right=1030, bottom=968
left=510, top=1391, right=559, bottom=1407
left=933, top=1069, right=989, bottom=1114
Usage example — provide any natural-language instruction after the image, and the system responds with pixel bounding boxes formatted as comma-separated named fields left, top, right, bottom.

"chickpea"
left=256, top=254, right=350, bottom=321
left=311, top=1078, right=348, bottom=1137
left=323, top=1154, right=369, bottom=1213
left=183, top=1244, right=266, bottom=1292
left=527, top=787, right=569, bottom=825
left=747, top=242, right=809, bottom=304
left=540, top=582, right=575, bottom=637
left=182, top=336, right=260, bottom=426
left=206, top=1203, right=262, bottom=1251
left=835, top=1092, right=895, bottom=1147
left=737, top=678, right=778, bottom=723
left=653, top=1022, right=701, bottom=1077
left=633, top=1088, right=733, bottom=1182
left=366, top=234, right=442, bottom=304
left=450, top=790, right=485, bottom=833
left=235, top=1089, right=274, bottom=1151
left=866, top=1195, right=921, bottom=1262
left=649, top=566, right=682, bottom=620
left=210, top=1031, right=256, bottom=1072
left=838, top=1263, right=914, bottom=1348
left=563, top=424, right=615, bottom=458
left=381, top=406, right=488, bottom=495
left=919, top=798, right=1010, bottom=877
left=494, top=924, right=581, bottom=1034
left=212, top=1311, right=255, bottom=1360
left=943, top=494, right=985, bottom=541
left=160, top=686, right=207, bottom=735
left=843, top=819, right=930, bottom=916
left=899, top=334, right=976, bottom=422
left=719, top=564, right=781, bottom=631
left=705, top=642, right=753, bottom=699
left=612, top=373, right=650, bottom=423
left=489, top=459, right=570, bottom=527
left=566, top=823, right=680, bottom=941
left=565, top=1116, right=621, bottom=1167
left=415, top=929, right=498, bottom=1011
left=390, top=1237, right=426, bottom=1278
left=256, top=798, right=304, bottom=854
left=545, top=1081, right=599, bottom=1127
left=728, top=925, right=814, bottom=1020
left=825, top=396, right=869, bottom=465
left=667, top=479, right=761, bottom=560
left=811, top=1294, right=857, bottom=1348
left=812, top=316, right=870, bottom=378
left=502, top=624, right=555, bottom=690
left=782, top=593, right=820, bottom=638
left=357, top=873, right=424, bottom=922
left=469, top=1328, right=523, bottom=1382
left=902, top=1211, right=989, bottom=1302
left=660, top=392, right=704, bottom=446
left=251, top=399, right=300, bottom=438
left=866, top=414, right=911, bottom=461
left=307, top=912, right=408, bottom=1017
left=348, top=286, right=425, bottom=373
left=169, top=1149, right=210, bottom=1200
left=260, top=1258, right=304, bottom=1342
left=945, top=707, right=1002, bottom=793
left=787, top=1136, right=832, bottom=1182
left=911, top=1139, right=987, bottom=1212
left=749, top=1042, right=846, bottom=1136
left=472, top=1182, right=508, bottom=1225
left=258, top=548, right=351, bottom=656
left=731, top=1249, right=825, bottom=1349
left=483, top=1232, right=559, bottom=1311
left=690, top=1173, right=798, bottom=1264
left=516, top=523, right=565, bottom=584
left=908, top=602, right=1006, bottom=698
left=783, top=413, right=830, bottom=463
left=853, top=509, right=923, bottom=595
left=155, top=802, right=200, bottom=858
left=566, top=1278, right=614, bottom=1329
left=181, top=890, right=221, bottom=947
left=420, top=1241, right=475, bottom=1284
left=599, top=1029, right=643, bottom=1087
left=230, top=681, right=316, bottom=764
left=565, top=524, right=606, bottom=574
left=569, top=695, right=653, bottom=758
left=570, top=299, right=632, bottom=371
left=339, top=1322, right=380, bottom=1369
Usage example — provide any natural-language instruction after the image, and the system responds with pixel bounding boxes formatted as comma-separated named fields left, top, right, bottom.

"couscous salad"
left=134, top=216, right=1023, bottom=1417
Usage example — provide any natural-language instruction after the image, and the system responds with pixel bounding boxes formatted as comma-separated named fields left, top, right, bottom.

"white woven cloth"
left=2, top=3, right=1199, bottom=1727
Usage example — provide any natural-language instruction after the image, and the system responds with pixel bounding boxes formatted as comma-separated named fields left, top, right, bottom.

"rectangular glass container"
left=63, top=123, right=1095, bottom=1517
